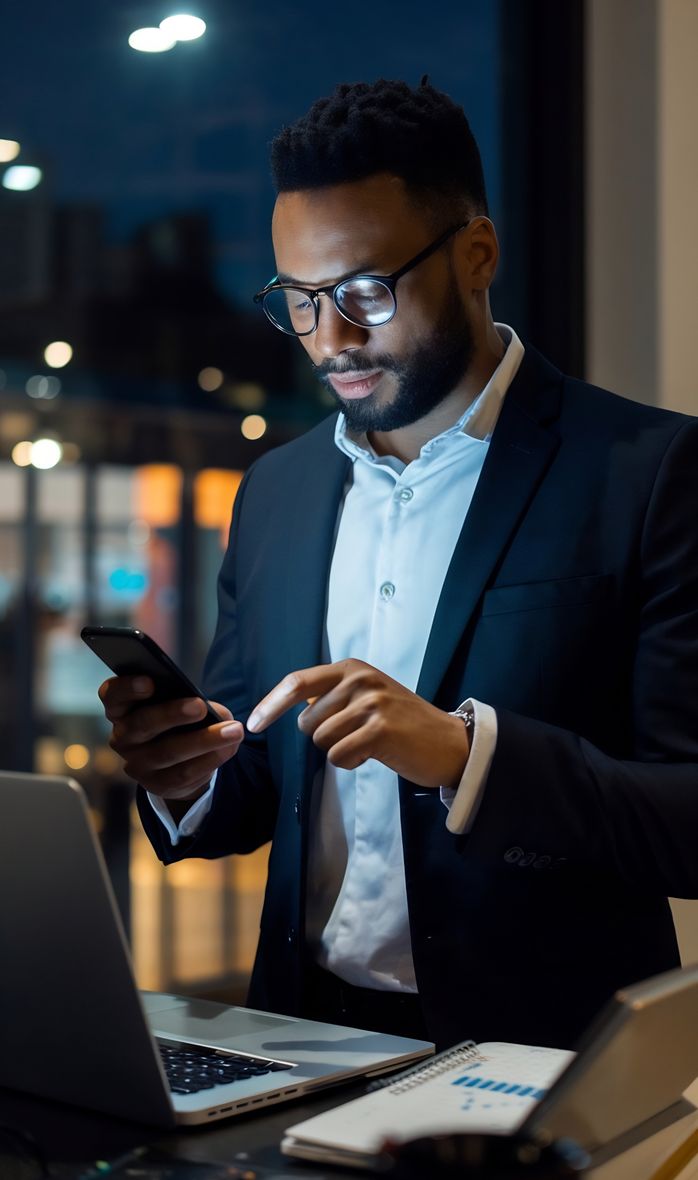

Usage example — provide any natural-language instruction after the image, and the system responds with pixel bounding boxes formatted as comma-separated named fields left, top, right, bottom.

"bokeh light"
left=241, top=414, right=267, bottom=441
left=227, top=382, right=266, bottom=411
left=197, top=366, right=224, bottom=392
left=160, top=14, right=207, bottom=41
left=0, top=140, right=20, bottom=163
left=127, top=519, right=152, bottom=547
left=44, top=340, right=73, bottom=368
left=25, top=375, right=61, bottom=400
left=60, top=442, right=82, bottom=464
left=2, top=165, right=42, bottom=191
left=64, top=744, right=90, bottom=770
left=128, top=27, right=176, bottom=52
left=11, top=441, right=33, bottom=467
left=30, top=438, right=63, bottom=469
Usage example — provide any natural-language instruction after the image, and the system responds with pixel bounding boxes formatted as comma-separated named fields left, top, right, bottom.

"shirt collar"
left=333, top=323, right=524, bottom=464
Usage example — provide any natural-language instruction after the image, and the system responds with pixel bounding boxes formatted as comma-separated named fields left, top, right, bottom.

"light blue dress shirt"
left=151, top=325, right=524, bottom=993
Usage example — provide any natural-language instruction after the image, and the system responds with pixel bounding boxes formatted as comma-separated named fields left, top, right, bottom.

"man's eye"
left=289, top=295, right=313, bottom=313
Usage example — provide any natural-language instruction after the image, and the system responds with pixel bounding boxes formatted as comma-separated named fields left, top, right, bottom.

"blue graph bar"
left=452, top=1076, right=549, bottom=1100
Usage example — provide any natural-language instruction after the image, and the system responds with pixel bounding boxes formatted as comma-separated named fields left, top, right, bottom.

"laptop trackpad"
left=143, top=993, right=295, bottom=1043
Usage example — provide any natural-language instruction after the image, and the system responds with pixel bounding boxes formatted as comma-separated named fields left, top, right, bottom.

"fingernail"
left=246, top=711, right=261, bottom=732
left=220, top=722, right=240, bottom=739
left=183, top=698, right=205, bottom=716
left=133, top=677, right=151, bottom=694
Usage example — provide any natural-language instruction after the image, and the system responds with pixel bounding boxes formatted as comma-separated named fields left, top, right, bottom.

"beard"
left=313, top=287, right=475, bottom=434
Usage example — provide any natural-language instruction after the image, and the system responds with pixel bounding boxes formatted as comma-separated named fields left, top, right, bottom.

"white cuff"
left=148, top=770, right=217, bottom=846
left=440, top=699, right=498, bottom=835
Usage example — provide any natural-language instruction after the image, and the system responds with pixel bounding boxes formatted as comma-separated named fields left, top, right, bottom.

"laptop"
left=0, top=771, right=433, bottom=1127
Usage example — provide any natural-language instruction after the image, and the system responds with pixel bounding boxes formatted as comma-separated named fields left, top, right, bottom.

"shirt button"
left=398, top=487, right=414, bottom=503
left=379, top=581, right=395, bottom=601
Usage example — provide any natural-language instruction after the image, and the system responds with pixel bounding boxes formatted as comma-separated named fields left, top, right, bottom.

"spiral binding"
left=367, top=1040, right=483, bottom=1095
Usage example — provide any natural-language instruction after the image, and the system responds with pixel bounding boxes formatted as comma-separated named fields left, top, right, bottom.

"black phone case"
left=81, top=626, right=220, bottom=731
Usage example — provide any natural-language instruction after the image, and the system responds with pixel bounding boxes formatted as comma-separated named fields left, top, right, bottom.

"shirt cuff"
left=147, top=770, right=217, bottom=846
left=440, top=699, right=498, bottom=835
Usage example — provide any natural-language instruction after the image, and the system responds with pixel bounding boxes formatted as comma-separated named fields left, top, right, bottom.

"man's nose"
left=312, top=295, right=369, bottom=358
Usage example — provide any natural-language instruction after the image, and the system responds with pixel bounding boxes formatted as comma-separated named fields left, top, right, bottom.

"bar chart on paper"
left=283, top=1040, right=576, bottom=1163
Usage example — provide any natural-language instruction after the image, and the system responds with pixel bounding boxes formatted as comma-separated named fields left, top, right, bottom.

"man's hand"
left=100, top=676, right=244, bottom=802
left=247, top=659, right=470, bottom=789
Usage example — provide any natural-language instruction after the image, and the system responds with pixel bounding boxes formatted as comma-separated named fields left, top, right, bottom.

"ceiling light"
left=160, top=14, right=206, bottom=40
left=128, top=27, right=177, bottom=52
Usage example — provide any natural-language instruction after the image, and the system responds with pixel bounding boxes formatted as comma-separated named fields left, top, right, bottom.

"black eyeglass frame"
left=253, top=221, right=468, bottom=336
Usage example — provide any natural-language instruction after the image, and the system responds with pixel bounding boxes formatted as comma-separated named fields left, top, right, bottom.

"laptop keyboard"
left=158, top=1040, right=294, bottom=1095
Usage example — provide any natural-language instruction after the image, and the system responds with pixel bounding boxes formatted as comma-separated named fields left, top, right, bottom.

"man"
left=102, top=79, right=698, bottom=1051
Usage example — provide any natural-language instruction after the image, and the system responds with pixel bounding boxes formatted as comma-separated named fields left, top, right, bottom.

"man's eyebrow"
left=275, top=260, right=383, bottom=287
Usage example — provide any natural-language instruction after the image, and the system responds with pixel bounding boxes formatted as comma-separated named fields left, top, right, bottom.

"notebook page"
left=284, top=1041, right=575, bottom=1155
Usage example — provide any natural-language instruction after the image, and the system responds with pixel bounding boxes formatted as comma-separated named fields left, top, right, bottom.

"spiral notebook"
left=282, top=965, right=698, bottom=1171
left=281, top=1040, right=574, bottom=1168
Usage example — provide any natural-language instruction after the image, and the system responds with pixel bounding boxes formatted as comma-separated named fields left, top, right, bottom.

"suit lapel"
left=283, top=416, right=350, bottom=677
left=416, top=347, right=563, bottom=704
left=280, top=417, right=350, bottom=783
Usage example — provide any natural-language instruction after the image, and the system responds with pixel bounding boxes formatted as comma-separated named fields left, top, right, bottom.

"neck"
left=368, top=323, right=505, bottom=464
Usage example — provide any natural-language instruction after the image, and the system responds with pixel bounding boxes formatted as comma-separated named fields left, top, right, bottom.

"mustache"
left=314, top=354, right=398, bottom=379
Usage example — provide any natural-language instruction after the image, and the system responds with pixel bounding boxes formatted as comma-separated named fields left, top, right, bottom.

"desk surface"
left=2, top=1080, right=698, bottom=1180
left=0, top=1080, right=365, bottom=1178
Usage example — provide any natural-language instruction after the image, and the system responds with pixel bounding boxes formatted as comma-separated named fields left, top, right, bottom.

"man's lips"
left=326, top=369, right=384, bottom=399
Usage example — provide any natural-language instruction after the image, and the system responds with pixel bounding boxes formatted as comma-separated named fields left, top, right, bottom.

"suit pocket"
left=481, top=573, right=613, bottom=617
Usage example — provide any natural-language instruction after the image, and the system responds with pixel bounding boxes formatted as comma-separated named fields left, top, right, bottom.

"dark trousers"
left=303, top=962, right=430, bottom=1042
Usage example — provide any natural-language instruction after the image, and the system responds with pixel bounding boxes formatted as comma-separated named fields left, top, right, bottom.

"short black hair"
left=270, top=78, right=488, bottom=221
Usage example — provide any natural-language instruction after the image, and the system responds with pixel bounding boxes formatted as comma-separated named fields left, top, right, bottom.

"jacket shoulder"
left=249, top=412, right=340, bottom=479
left=560, top=372, right=695, bottom=436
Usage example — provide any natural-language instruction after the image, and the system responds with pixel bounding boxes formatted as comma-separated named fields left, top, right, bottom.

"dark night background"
left=1, top=1, right=505, bottom=446
left=2, top=1, right=500, bottom=300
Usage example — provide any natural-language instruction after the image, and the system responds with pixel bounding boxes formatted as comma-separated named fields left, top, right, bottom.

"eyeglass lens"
left=263, top=278, right=395, bottom=335
left=263, top=288, right=315, bottom=335
left=335, top=278, right=395, bottom=327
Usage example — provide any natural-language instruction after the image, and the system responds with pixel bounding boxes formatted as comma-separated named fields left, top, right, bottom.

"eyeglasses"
left=253, top=222, right=467, bottom=337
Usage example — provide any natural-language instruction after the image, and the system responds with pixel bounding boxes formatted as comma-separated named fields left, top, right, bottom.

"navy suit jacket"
left=139, top=345, right=698, bottom=1049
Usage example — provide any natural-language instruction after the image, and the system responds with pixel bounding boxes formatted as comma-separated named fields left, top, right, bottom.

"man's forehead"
left=271, top=176, right=426, bottom=284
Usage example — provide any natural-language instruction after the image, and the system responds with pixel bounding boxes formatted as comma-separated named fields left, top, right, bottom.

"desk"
left=1, top=1081, right=697, bottom=1180
left=0, top=1082, right=363, bottom=1179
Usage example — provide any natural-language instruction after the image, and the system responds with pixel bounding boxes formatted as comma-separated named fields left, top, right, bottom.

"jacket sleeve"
left=463, top=418, right=698, bottom=898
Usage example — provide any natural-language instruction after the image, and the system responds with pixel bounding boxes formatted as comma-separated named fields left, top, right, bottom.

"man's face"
left=271, top=174, right=475, bottom=433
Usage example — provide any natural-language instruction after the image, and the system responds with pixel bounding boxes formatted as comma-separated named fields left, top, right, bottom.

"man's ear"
left=459, top=216, right=499, bottom=291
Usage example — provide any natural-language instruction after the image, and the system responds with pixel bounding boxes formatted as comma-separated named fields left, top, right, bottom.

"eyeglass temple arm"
left=387, top=222, right=469, bottom=284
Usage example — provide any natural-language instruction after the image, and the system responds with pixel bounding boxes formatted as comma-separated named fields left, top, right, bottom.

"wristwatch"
left=450, top=704, right=475, bottom=743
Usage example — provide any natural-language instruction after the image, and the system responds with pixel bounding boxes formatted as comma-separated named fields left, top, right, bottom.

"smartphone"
left=81, top=625, right=221, bottom=732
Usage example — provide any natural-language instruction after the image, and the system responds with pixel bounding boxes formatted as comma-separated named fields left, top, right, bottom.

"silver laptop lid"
left=0, top=771, right=175, bottom=1126
left=0, top=771, right=433, bottom=1129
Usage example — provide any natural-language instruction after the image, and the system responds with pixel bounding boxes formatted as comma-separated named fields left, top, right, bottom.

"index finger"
left=247, top=665, right=343, bottom=732
left=98, top=674, right=154, bottom=720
